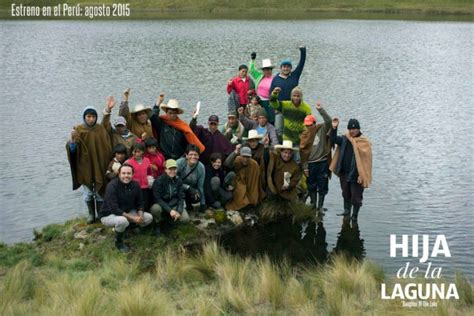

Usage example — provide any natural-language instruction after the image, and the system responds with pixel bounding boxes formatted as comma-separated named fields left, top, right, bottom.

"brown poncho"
left=299, top=123, right=332, bottom=171
left=329, top=132, right=372, bottom=188
left=267, top=151, right=302, bottom=201
left=225, top=156, right=265, bottom=211
left=66, top=123, right=112, bottom=196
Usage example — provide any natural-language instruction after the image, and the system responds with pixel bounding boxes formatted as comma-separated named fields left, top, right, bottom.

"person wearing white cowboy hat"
left=266, top=139, right=302, bottom=201
left=118, top=88, right=153, bottom=140
left=249, top=52, right=277, bottom=125
left=150, top=94, right=205, bottom=160
left=242, top=129, right=265, bottom=163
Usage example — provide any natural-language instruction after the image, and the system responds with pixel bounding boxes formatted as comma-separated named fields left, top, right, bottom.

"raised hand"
left=141, top=132, right=147, bottom=140
left=123, top=88, right=130, bottom=100
left=70, top=127, right=80, bottom=142
left=235, top=144, right=241, bottom=155
left=157, top=93, right=165, bottom=105
left=251, top=52, right=256, bottom=60
left=262, top=134, right=270, bottom=148
left=332, top=117, right=339, bottom=129
left=315, top=101, right=321, bottom=110
left=273, top=87, right=281, bottom=94
left=106, top=95, right=116, bottom=111
left=237, top=107, right=244, bottom=115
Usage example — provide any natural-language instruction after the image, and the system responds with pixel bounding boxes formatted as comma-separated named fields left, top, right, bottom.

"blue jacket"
left=270, top=47, right=306, bottom=101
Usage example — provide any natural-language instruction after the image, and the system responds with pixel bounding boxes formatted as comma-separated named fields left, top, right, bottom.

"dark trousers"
left=307, top=160, right=329, bottom=196
left=339, top=173, right=364, bottom=207
left=142, top=188, right=153, bottom=212
left=184, top=188, right=201, bottom=209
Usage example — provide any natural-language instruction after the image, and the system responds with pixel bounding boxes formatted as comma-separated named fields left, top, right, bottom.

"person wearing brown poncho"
left=224, top=145, right=265, bottom=211
left=66, top=96, right=114, bottom=223
left=299, top=101, right=333, bottom=213
left=329, top=118, right=372, bottom=222
left=265, top=140, right=302, bottom=201
left=119, top=88, right=153, bottom=140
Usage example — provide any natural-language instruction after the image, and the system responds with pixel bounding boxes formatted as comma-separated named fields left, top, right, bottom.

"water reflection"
left=332, top=217, right=366, bottom=261
left=220, top=216, right=328, bottom=265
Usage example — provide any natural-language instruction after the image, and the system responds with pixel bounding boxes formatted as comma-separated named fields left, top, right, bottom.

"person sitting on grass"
left=150, top=159, right=189, bottom=237
left=99, top=164, right=153, bottom=252
left=106, top=144, right=128, bottom=181
left=265, top=140, right=302, bottom=202
left=176, top=144, right=206, bottom=213
left=224, top=145, right=265, bottom=211
left=204, top=153, right=235, bottom=210
left=66, top=96, right=113, bottom=224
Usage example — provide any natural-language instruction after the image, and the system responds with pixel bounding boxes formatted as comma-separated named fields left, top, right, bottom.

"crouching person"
left=150, top=159, right=190, bottom=237
left=99, top=164, right=153, bottom=252
left=205, top=153, right=235, bottom=209
left=177, top=144, right=206, bottom=213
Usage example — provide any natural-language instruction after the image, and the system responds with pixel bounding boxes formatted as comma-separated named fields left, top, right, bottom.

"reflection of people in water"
left=333, top=217, right=366, bottom=260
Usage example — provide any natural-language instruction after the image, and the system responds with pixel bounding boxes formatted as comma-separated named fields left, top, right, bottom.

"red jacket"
left=227, top=76, right=250, bottom=105
left=145, top=151, right=165, bottom=179
left=125, top=157, right=151, bottom=189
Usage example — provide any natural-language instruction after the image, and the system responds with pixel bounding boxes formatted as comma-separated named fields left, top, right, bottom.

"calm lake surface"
left=0, top=20, right=472, bottom=279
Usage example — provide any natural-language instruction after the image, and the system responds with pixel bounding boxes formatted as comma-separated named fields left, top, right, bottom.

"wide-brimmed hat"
left=131, top=104, right=152, bottom=116
left=243, top=129, right=263, bottom=141
left=160, top=99, right=184, bottom=114
left=260, top=58, right=275, bottom=69
left=275, top=140, right=299, bottom=152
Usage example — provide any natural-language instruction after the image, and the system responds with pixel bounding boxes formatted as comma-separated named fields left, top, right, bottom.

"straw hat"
left=243, top=129, right=263, bottom=141
left=160, top=99, right=184, bottom=114
left=131, top=104, right=152, bottom=116
left=260, top=58, right=275, bottom=69
left=275, top=140, right=299, bottom=152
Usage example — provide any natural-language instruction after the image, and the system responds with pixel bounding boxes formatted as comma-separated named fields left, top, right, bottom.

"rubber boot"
left=115, top=231, right=129, bottom=252
left=95, top=201, right=103, bottom=220
left=153, top=223, right=161, bottom=238
left=317, top=193, right=326, bottom=214
left=337, top=200, right=352, bottom=216
left=86, top=200, right=96, bottom=224
left=309, top=191, right=318, bottom=209
left=351, top=205, right=361, bottom=222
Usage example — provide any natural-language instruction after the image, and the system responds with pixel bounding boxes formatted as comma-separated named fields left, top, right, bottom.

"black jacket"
left=150, top=105, right=187, bottom=160
left=152, top=174, right=184, bottom=213
left=204, top=165, right=226, bottom=205
left=330, top=128, right=359, bottom=183
left=99, top=178, right=143, bottom=218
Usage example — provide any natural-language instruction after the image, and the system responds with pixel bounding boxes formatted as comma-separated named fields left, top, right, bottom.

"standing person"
left=150, top=96, right=205, bottom=160
left=125, top=142, right=153, bottom=212
left=270, top=86, right=312, bottom=162
left=249, top=53, right=276, bottom=124
left=329, top=118, right=372, bottom=222
left=265, top=140, right=302, bottom=201
left=270, top=46, right=307, bottom=139
left=150, top=159, right=190, bottom=237
left=144, top=137, right=165, bottom=179
left=238, top=107, right=279, bottom=148
left=299, top=101, right=333, bottom=213
left=66, top=96, right=113, bottom=224
left=99, top=164, right=153, bottom=252
left=244, top=92, right=264, bottom=121
left=119, top=88, right=153, bottom=140
left=222, top=111, right=246, bottom=145
left=227, top=65, right=251, bottom=109
left=190, top=111, right=234, bottom=165
left=176, top=144, right=206, bottom=213
left=106, top=144, right=128, bottom=181
left=103, top=114, right=138, bottom=157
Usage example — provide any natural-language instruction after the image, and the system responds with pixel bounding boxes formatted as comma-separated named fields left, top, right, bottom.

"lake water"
left=0, top=20, right=472, bottom=279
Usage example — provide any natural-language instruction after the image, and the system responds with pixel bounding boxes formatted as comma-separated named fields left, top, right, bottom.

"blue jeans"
left=307, top=160, right=329, bottom=196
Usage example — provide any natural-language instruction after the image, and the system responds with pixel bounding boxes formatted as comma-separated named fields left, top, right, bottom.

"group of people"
left=66, top=47, right=373, bottom=252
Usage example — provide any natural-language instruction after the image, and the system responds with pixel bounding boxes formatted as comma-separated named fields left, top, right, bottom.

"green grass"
left=0, top=217, right=473, bottom=314
left=1, top=0, right=473, bottom=19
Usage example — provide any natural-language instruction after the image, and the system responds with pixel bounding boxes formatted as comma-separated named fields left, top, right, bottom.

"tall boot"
left=153, top=222, right=161, bottom=238
left=309, top=191, right=318, bottom=209
left=317, top=193, right=326, bottom=213
left=337, top=200, right=352, bottom=216
left=115, top=231, right=129, bottom=252
left=86, top=200, right=96, bottom=224
left=351, top=205, right=361, bottom=222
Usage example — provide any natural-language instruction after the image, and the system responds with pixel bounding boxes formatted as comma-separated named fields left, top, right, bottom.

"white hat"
left=131, top=104, right=152, bottom=116
left=275, top=140, right=299, bottom=152
left=260, top=58, right=275, bottom=69
left=243, top=129, right=263, bottom=141
left=160, top=99, right=184, bottom=114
